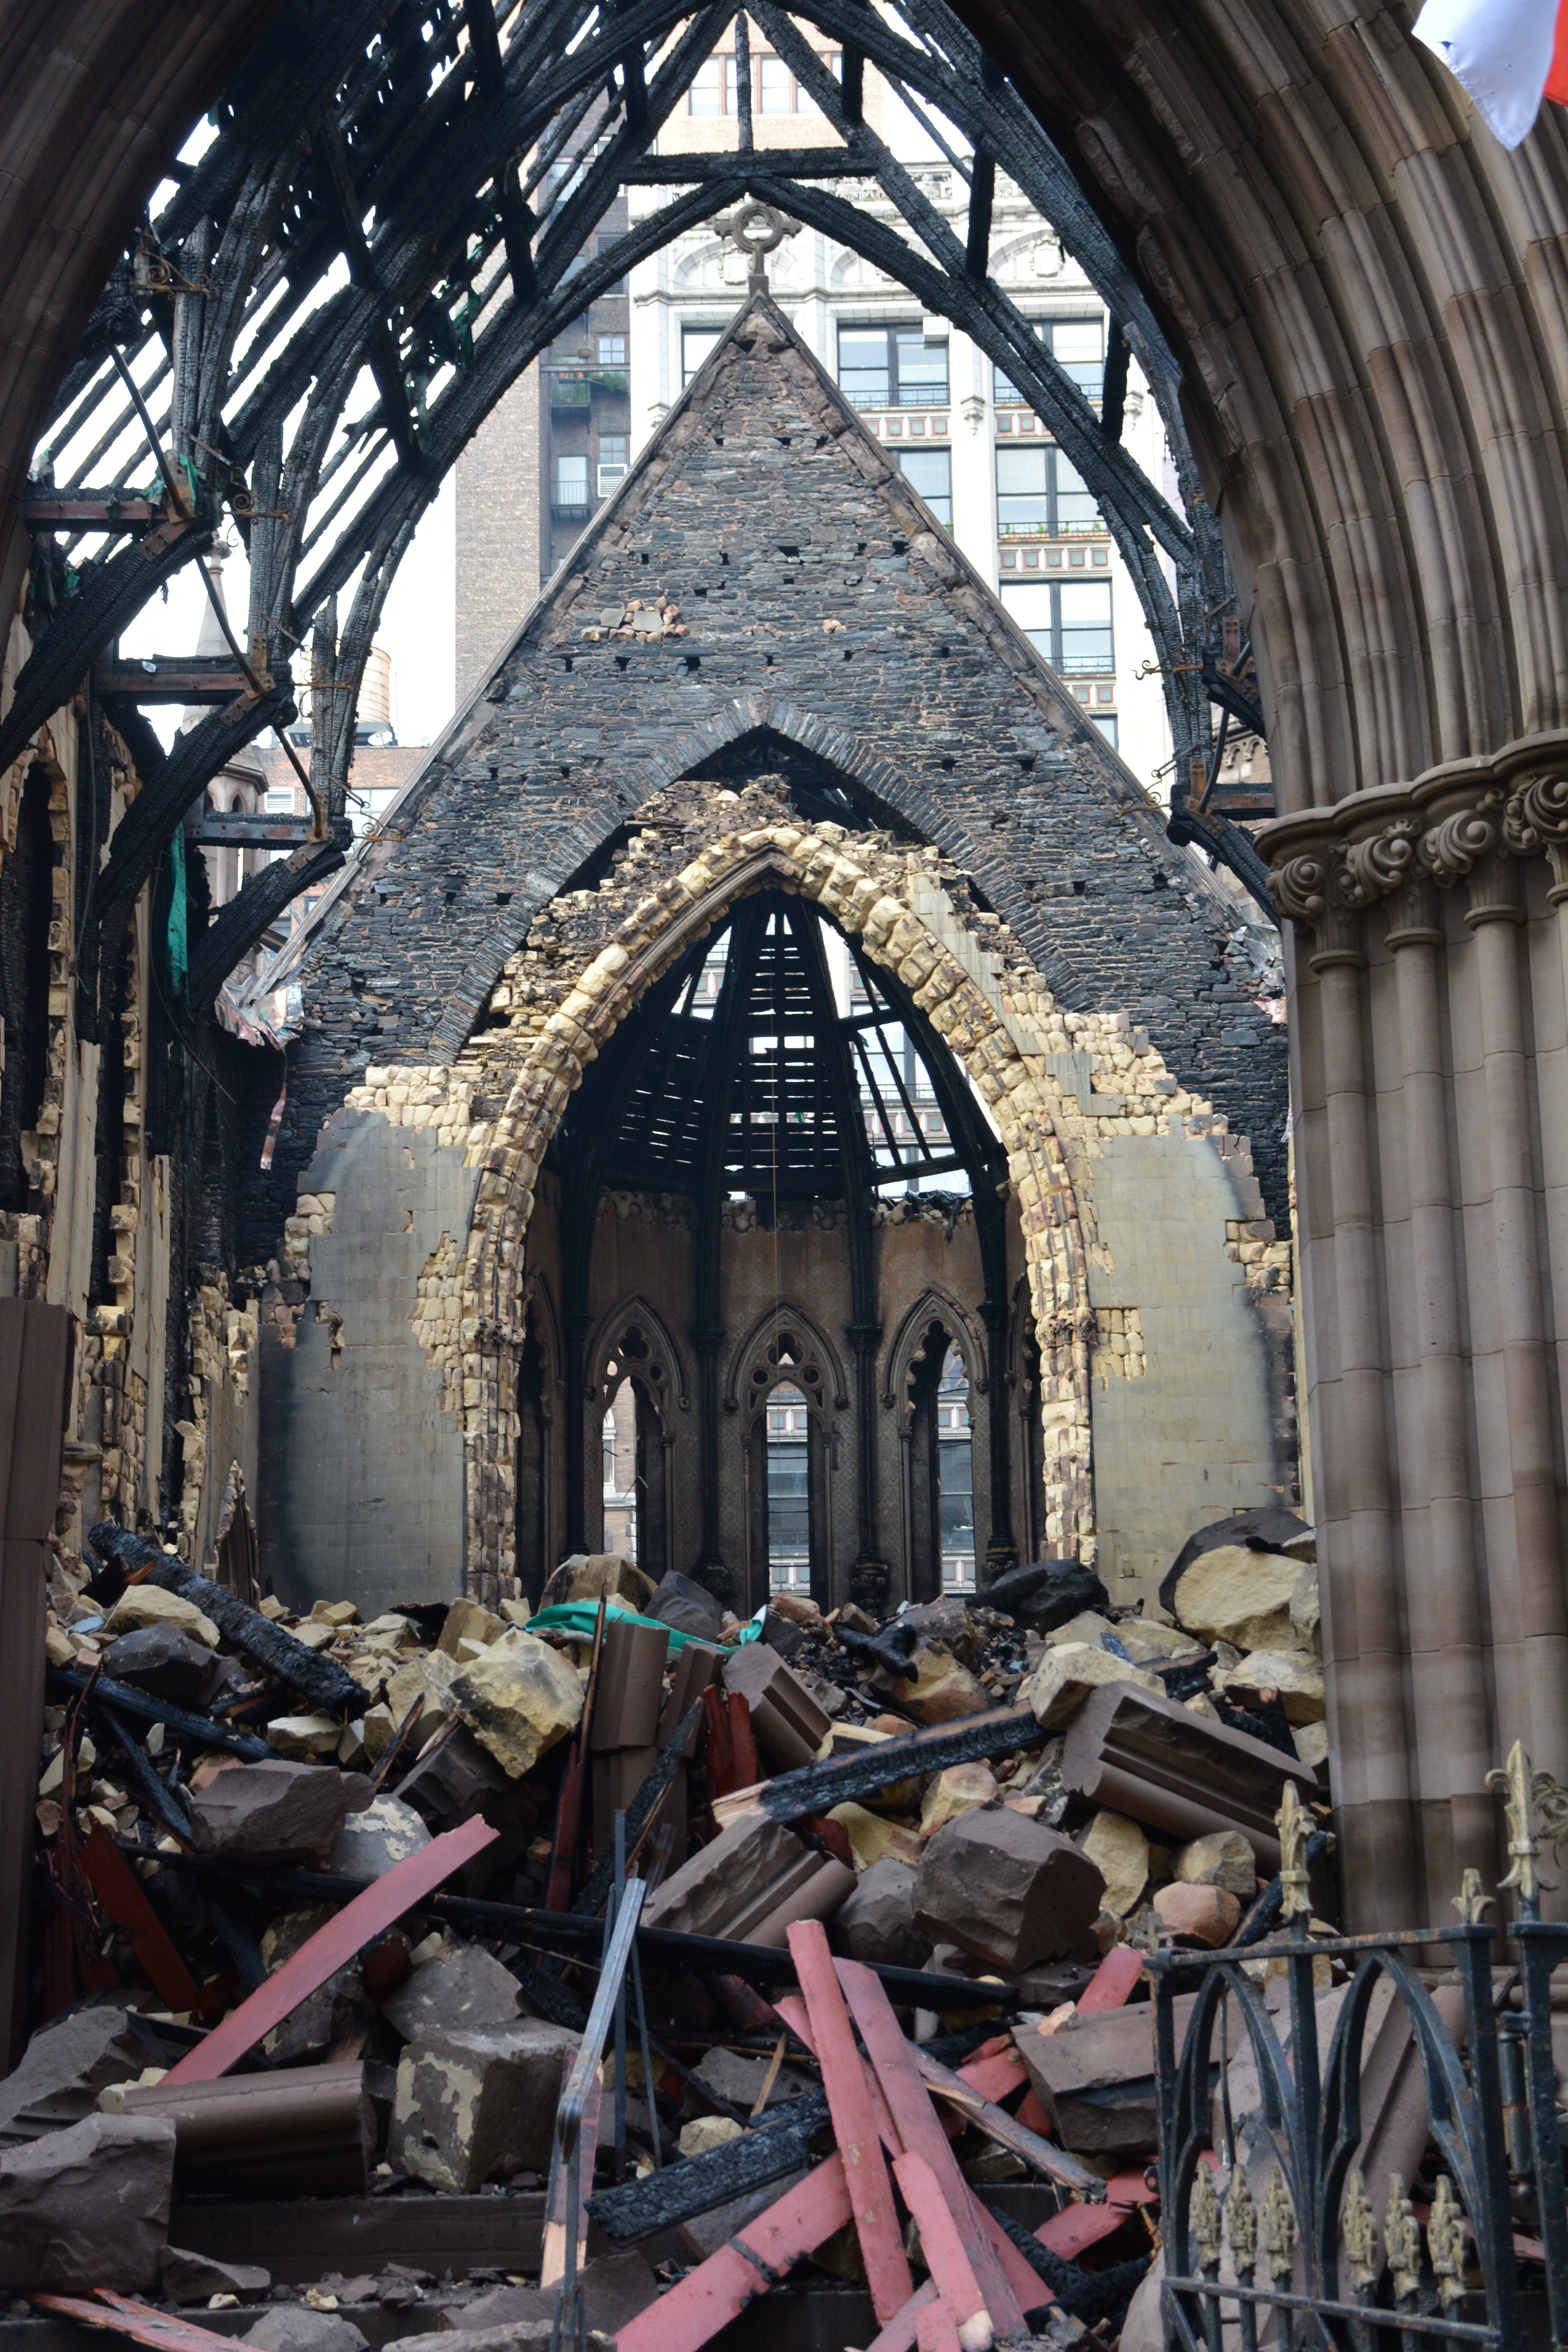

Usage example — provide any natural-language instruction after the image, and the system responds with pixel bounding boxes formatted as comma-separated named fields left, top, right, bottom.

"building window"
left=937, top=1349, right=976, bottom=1594
left=995, top=444, right=1100, bottom=535
left=1012, top=580, right=1114, bottom=675
left=688, top=48, right=837, bottom=113
left=596, top=334, right=626, bottom=367
left=552, top=454, right=590, bottom=510
left=766, top=1383, right=811, bottom=1591
left=891, top=446, right=951, bottom=526
left=837, top=323, right=949, bottom=409
left=682, top=327, right=724, bottom=385
left=994, top=315, right=1107, bottom=404
left=597, top=433, right=628, bottom=496
left=1091, top=713, right=1118, bottom=747
left=264, top=786, right=296, bottom=813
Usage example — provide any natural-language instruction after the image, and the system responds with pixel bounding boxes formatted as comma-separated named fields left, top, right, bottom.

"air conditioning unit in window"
left=597, top=463, right=627, bottom=496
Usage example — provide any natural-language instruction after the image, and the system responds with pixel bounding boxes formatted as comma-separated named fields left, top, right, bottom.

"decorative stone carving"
left=1267, top=850, right=1363, bottom=968
left=1339, top=819, right=1421, bottom=909
left=1503, top=770, right=1568, bottom=899
left=1418, top=800, right=1497, bottom=888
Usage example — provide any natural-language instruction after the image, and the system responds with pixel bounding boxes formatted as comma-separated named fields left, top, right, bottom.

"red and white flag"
left=1414, top=0, right=1568, bottom=147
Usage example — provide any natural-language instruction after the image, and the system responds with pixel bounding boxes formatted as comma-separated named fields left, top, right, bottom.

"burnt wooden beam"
left=965, top=152, right=994, bottom=276
left=186, top=832, right=348, bottom=1011
left=20, top=497, right=158, bottom=528
left=98, top=655, right=250, bottom=702
left=318, top=123, right=423, bottom=476
left=622, top=151, right=877, bottom=180
left=0, top=518, right=211, bottom=780
left=47, top=1667, right=273, bottom=1763
left=757, top=1702, right=1043, bottom=1820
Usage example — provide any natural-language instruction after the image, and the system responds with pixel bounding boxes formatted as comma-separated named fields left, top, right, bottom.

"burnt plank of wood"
left=49, top=1667, right=272, bottom=1761
left=757, top=1706, right=1041, bottom=1823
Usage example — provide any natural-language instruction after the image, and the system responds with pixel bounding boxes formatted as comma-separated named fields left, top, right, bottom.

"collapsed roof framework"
left=8, top=0, right=1269, bottom=1041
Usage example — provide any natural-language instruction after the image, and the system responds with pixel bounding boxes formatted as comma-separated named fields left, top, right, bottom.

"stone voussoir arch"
left=450, top=813, right=1099, bottom=1599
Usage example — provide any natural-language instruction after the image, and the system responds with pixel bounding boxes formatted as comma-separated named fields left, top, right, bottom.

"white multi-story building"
left=625, top=42, right=1176, bottom=795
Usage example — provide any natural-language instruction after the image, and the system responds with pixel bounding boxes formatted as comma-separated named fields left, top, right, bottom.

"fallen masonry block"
left=642, top=1809, right=852, bottom=1945
left=157, top=2247, right=271, bottom=2304
left=833, top=1857, right=934, bottom=1970
left=982, top=1558, right=1110, bottom=1631
left=592, top=1744, right=656, bottom=1856
left=658, top=1636, right=724, bottom=1748
left=163, top=1816, right=499, bottom=2083
left=1060, top=1681, right=1317, bottom=1872
left=390, top=2019, right=580, bottom=2191
left=394, top=1724, right=510, bottom=1831
left=102, top=1625, right=222, bottom=1708
left=1170, top=1829, right=1257, bottom=1898
left=102, top=1586, right=219, bottom=1648
left=189, top=1759, right=370, bottom=1864
left=394, top=2329, right=612, bottom=2352
left=1013, top=1992, right=1201, bottom=2154
left=1163, top=1544, right=1312, bottom=1654
left=0, top=2114, right=176, bottom=2290
left=592, top=1617, right=670, bottom=1750
left=1151, top=1882, right=1240, bottom=1945
left=915, top=1809, right=1106, bottom=1974
left=380, top=1937, right=525, bottom=2040
left=449, top=1630, right=584, bottom=1778
left=244, top=2308, right=369, bottom=2352
left=1159, top=1509, right=1314, bottom=1610
left=327, top=1793, right=432, bottom=1881
left=1025, top=1647, right=1164, bottom=1730
left=106, top=2063, right=373, bottom=2201
left=872, top=1646, right=991, bottom=1728
left=644, top=1568, right=725, bottom=1642
left=0, top=2005, right=151, bottom=2144
left=543, top=1552, right=656, bottom=1612
left=722, top=1642, right=831, bottom=1771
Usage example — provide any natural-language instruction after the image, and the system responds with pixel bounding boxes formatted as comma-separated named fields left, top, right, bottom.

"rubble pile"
left=10, top=1512, right=1334, bottom=2348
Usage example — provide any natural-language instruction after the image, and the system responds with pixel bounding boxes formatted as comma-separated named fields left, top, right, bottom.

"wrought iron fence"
left=1152, top=1760, right=1568, bottom=2350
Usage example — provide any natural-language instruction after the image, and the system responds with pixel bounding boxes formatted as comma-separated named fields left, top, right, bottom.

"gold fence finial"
left=1487, top=1739, right=1551, bottom=1906
left=1276, top=1781, right=1311, bottom=1920
left=1450, top=1866, right=1494, bottom=1926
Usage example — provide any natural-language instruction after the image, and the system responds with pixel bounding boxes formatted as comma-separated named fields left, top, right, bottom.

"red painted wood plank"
left=771, top=1991, right=901, bottom=2152
left=162, top=1817, right=499, bottom=2083
left=1104, top=2167, right=1159, bottom=2206
left=915, top=2300, right=962, bottom=2352
left=786, top=1923, right=913, bottom=2323
left=1016, top=2088, right=1052, bottom=2137
left=80, top=1827, right=206, bottom=2018
left=835, top=1959, right=1024, bottom=2336
left=864, top=2282, right=939, bottom=2352
left=1076, top=1944, right=1145, bottom=2014
left=891, top=2151, right=992, bottom=2352
left=616, top=2157, right=851, bottom=2352
left=955, top=2050, right=1027, bottom=2102
left=33, top=2294, right=238, bottom=2352
left=1037, top=2200, right=1132, bottom=2260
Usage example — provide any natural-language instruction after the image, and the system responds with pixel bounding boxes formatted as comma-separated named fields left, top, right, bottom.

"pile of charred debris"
left=5, top=1509, right=1332, bottom=2351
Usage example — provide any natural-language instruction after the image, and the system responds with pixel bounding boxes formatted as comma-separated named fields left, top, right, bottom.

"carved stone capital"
left=1339, top=817, right=1421, bottom=908
left=1419, top=798, right=1498, bottom=887
left=1268, top=849, right=1365, bottom=968
left=1503, top=769, right=1568, bottom=902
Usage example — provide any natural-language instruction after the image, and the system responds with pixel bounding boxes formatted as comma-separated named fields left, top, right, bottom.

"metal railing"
left=841, top=385, right=949, bottom=409
left=1152, top=1759, right=1568, bottom=2350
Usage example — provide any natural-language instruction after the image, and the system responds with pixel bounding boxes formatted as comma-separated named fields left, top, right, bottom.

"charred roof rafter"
left=12, top=0, right=1269, bottom=1017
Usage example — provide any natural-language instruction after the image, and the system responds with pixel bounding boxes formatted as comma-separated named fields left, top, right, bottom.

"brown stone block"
left=1062, top=1681, right=1316, bottom=1873
left=722, top=1642, right=831, bottom=1771
left=591, top=1617, right=670, bottom=1751
left=913, top=1808, right=1105, bottom=1974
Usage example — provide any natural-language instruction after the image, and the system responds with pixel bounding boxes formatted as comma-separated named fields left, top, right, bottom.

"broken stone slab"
left=722, top=1641, right=831, bottom=1771
left=257, top=1908, right=365, bottom=2068
left=442, top=2254, right=660, bottom=2337
left=1172, top=1831, right=1257, bottom=1898
left=266, top=1712, right=345, bottom=1759
left=398, top=2331, right=612, bottom=2352
left=190, top=1758, right=369, bottom=1864
left=1158, top=1510, right=1315, bottom=1613
left=679, top=2115, right=745, bottom=2158
left=1215, top=1648, right=1326, bottom=1724
left=918, top=1762, right=998, bottom=1839
left=1061, top=1681, right=1317, bottom=1873
left=1152, top=1882, right=1240, bottom=1945
left=381, top=1938, right=524, bottom=2041
left=642, top=1809, right=851, bottom=1944
left=1163, top=1545, right=1312, bottom=1654
left=874, top=1642, right=991, bottom=1724
left=1025, top=1646, right=1164, bottom=1730
left=395, top=1724, right=512, bottom=1832
left=644, top=1568, right=725, bottom=1642
left=982, top=1557, right=1110, bottom=1631
left=386, top=1650, right=461, bottom=1745
left=102, top=1624, right=222, bottom=1708
left=831, top=1857, right=934, bottom=1971
left=543, top=1553, right=657, bottom=1613
left=437, top=1598, right=505, bottom=1657
left=450, top=1629, right=584, bottom=1778
left=1293, top=1720, right=1330, bottom=1771
left=109, top=2061, right=372, bottom=2202
left=243, top=2306, right=370, bottom=2352
left=102, top=1584, right=219, bottom=1648
left=889, top=1597, right=984, bottom=1668
left=914, top=1808, right=1106, bottom=1974
left=327, top=1795, right=432, bottom=1881
left=388, top=2018, right=579, bottom=2191
left=0, top=2007, right=150, bottom=2143
left=1078, top=1809, right=1149, bottom=1917
left=1104, top=1616, right=1209, bottom=1665
left=825, top=1802, right=923, bottom=1872
left=0, top=2112, right=176, bottom=2290
left=1013, top=1992, right=1201, bottom=2154
left=591, top=1615, right=670, bottom=1751
left=159, top=2245, right=272, bottom=2303
left=690, top=2045, right=815, bottom=2115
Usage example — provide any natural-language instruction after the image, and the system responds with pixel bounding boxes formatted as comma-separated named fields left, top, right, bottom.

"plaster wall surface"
left=258, top=1109, right=471, bottom=1617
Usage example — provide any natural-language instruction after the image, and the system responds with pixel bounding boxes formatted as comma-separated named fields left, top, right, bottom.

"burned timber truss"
left=11, top=0, right=1269, bottom=1040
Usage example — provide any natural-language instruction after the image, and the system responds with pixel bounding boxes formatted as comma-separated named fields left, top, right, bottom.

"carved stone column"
left=1271, top=845, right=1419, bottom=1922
left=1343, top=819, right=1494, bottom=1895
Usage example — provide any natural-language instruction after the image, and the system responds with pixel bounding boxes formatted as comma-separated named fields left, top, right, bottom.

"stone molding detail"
left=1262, top=737, right=1568, bottom=955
